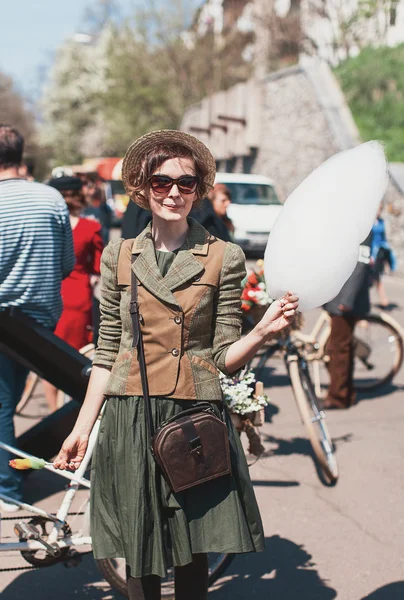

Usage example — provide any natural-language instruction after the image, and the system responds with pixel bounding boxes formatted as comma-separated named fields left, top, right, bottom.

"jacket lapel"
left=131, top=218, right=210, bottom=305
left=163, top=250, right=204, bottom=292
left=164, top=219, right=210, bottom=291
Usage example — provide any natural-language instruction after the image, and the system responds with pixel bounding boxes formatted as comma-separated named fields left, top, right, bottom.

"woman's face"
left=148, top=157, right=197, bottom=222
left=212, top=191, right=231, bottom=218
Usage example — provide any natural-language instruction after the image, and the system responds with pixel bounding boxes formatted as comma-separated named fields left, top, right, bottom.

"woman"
left=82, top=185, right=113, bottom=246
left=54, top=131, right=298, bottom=599
left=44, top=176, right=104, bottom=411
left=208, top=183, right=235, bottom=240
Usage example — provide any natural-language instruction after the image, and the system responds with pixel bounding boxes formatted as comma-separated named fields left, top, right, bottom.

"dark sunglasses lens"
left=150, top=176, right=172, bottom=192
left=177, top=177, right=198, bottom=193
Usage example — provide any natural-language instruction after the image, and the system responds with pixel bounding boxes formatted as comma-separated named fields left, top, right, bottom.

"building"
left=196, top=0, right=404, bottom=66
left=180, top=56, right=404, bottom=271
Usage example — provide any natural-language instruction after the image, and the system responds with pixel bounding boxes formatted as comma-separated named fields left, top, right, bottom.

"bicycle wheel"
left=288, top=357, right=338, bottom=484
left=96, top=553, right=234, bottom=598
left=16, top=371, right=39, bottom=414
left=353, top=313, right=403, bottom=391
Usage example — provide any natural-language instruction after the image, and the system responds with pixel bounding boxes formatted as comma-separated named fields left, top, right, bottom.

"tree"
left=304, top=0, right=397, bottom=64
left=335, top=44, right=404, bottom=161
left=40, top=29, right=111, bottom=164
left=0, top=72, right=37, bottom=152
left=254, top=0, right=303, bottom=73
left=84, top=0, right=120, bottom=31
left=0, top=72, right=50, bottom=177
left=39, top=0, right=253, bottom=163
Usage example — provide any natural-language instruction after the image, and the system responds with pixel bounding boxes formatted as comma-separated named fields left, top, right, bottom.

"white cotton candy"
left=265, top=141, right=388, bottom=312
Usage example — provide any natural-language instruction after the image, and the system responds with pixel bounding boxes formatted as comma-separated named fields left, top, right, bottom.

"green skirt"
left=90, top=396, right=265, bottom=578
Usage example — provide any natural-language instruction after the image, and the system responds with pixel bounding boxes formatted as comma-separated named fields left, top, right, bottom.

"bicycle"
left=248, top=309, right=403, bottom=395
left=0, top=408, right=233, bottom=598
left=16, top=343, right=96, bottom=415
left=290, top=309, right=403, bottom=395
left=246, top=326, right=339, bottom=485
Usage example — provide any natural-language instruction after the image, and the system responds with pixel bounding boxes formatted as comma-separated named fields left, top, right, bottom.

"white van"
left=214, top=172, right=282, bottom=253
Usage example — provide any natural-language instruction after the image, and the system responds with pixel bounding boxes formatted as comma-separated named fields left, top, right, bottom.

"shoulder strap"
left=130, top=256, right=155, bottom=441
left=117, top=238, right=135, bottom=286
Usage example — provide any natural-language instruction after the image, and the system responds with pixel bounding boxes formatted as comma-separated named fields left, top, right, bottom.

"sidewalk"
left=1, top=278, right=404, bottom=599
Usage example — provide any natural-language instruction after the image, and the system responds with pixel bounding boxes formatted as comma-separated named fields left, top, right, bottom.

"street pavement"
left=1, top=276, right=404, bottom=599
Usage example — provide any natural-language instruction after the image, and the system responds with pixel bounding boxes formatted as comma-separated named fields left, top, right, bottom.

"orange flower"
left=248, top=273, right=258, bottom=286
left=241, top=302, right=251, bottom=311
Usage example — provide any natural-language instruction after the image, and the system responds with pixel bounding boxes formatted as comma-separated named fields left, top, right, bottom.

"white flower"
left=219, top=369, right=269, bottom=415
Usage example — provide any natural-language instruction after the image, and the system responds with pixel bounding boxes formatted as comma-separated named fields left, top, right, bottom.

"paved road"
left=1, top=276, right=404, bottom=599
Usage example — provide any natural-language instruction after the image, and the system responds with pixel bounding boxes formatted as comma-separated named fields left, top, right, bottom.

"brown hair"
left=0, top=125, right=24, bottom=169
left=208, top=183, right=232, bottom=203
left=125, top=143, right=212, bottom=210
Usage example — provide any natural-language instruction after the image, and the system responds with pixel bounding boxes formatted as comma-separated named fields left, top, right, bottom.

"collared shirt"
left=0, top=178, right=75, bottom=328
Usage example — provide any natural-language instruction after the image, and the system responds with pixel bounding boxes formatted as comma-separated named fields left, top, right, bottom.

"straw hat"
left=122, top=130, right=216, bottom=209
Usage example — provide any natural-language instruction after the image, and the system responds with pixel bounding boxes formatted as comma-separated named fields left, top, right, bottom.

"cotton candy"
left=265, top=141, right=388, bottom=311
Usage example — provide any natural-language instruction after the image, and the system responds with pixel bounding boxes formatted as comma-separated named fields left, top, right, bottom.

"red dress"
left=55, top=218, right=103, bottom=350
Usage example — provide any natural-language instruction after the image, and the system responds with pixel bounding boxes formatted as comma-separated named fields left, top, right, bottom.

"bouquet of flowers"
left=220, top=369, right=268, bottom=457
left=220, top=369, right=268, bottom=416
left=241, top=260, right=273, bottom=313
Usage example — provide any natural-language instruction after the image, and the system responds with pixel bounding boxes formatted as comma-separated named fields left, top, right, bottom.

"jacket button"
left=171, top=348, right=180, bottom=357
left=174, top=316, right=182, bottom=325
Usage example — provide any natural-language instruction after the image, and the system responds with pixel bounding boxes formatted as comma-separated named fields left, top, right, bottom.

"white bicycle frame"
left=0, top=411, right=102, bottom=555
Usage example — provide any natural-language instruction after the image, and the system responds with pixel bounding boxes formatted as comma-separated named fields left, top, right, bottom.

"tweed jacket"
left=93, top=218, right=246, bottom=400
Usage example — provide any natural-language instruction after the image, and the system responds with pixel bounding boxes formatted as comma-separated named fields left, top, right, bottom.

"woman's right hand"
left=53, top=432, right=90, bottom=471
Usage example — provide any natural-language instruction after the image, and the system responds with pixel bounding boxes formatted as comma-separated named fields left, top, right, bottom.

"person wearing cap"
left=41, top=176, right=104, bottom=412
left=54, top=130, right=298, bottom=599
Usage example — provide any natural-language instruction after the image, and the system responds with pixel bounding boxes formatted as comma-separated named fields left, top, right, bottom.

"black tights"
left=127, top=554, right=209, bottom=600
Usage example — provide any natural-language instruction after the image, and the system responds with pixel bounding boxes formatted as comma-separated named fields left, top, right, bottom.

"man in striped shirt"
left=0, top=125, right=75, bottom=511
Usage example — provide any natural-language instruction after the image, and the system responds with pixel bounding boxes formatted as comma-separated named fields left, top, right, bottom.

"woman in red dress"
left=44, top=176, right=104, bottom=411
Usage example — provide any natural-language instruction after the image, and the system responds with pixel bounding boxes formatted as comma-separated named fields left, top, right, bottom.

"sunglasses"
left=149, top=175, right=199, bottom=195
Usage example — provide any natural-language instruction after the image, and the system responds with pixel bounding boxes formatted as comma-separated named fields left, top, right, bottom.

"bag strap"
left=130, top=256, right=155, bottom=440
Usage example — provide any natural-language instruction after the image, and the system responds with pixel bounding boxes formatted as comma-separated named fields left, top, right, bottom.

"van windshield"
left=222, top=183, right=280, bottom=205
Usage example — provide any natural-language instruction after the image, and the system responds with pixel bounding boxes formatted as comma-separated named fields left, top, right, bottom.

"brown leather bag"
left=130, top=257, right=231, bottom=493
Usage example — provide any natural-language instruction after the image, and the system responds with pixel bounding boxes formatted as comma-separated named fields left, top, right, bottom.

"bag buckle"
left=189, top=436, right=202, bottom=453
left=130, top=301, right=139, bottom=315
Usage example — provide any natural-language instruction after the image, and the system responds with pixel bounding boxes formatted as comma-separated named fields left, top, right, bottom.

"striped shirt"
left=0, top=178, right=75, bottom=328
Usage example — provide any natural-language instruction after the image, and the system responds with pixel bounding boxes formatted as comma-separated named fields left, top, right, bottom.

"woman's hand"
left=256, top=292, right=299, bottom=339
left=53, top=432, right=90, bottom=472
left=224, top=292, right=299, bottom=373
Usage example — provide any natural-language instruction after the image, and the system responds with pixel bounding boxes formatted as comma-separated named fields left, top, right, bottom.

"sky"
left=0, top=0, right=136, bottom=99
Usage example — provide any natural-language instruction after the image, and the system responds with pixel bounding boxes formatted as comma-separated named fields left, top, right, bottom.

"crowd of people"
left=0, top=123, right=398, bottom=599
